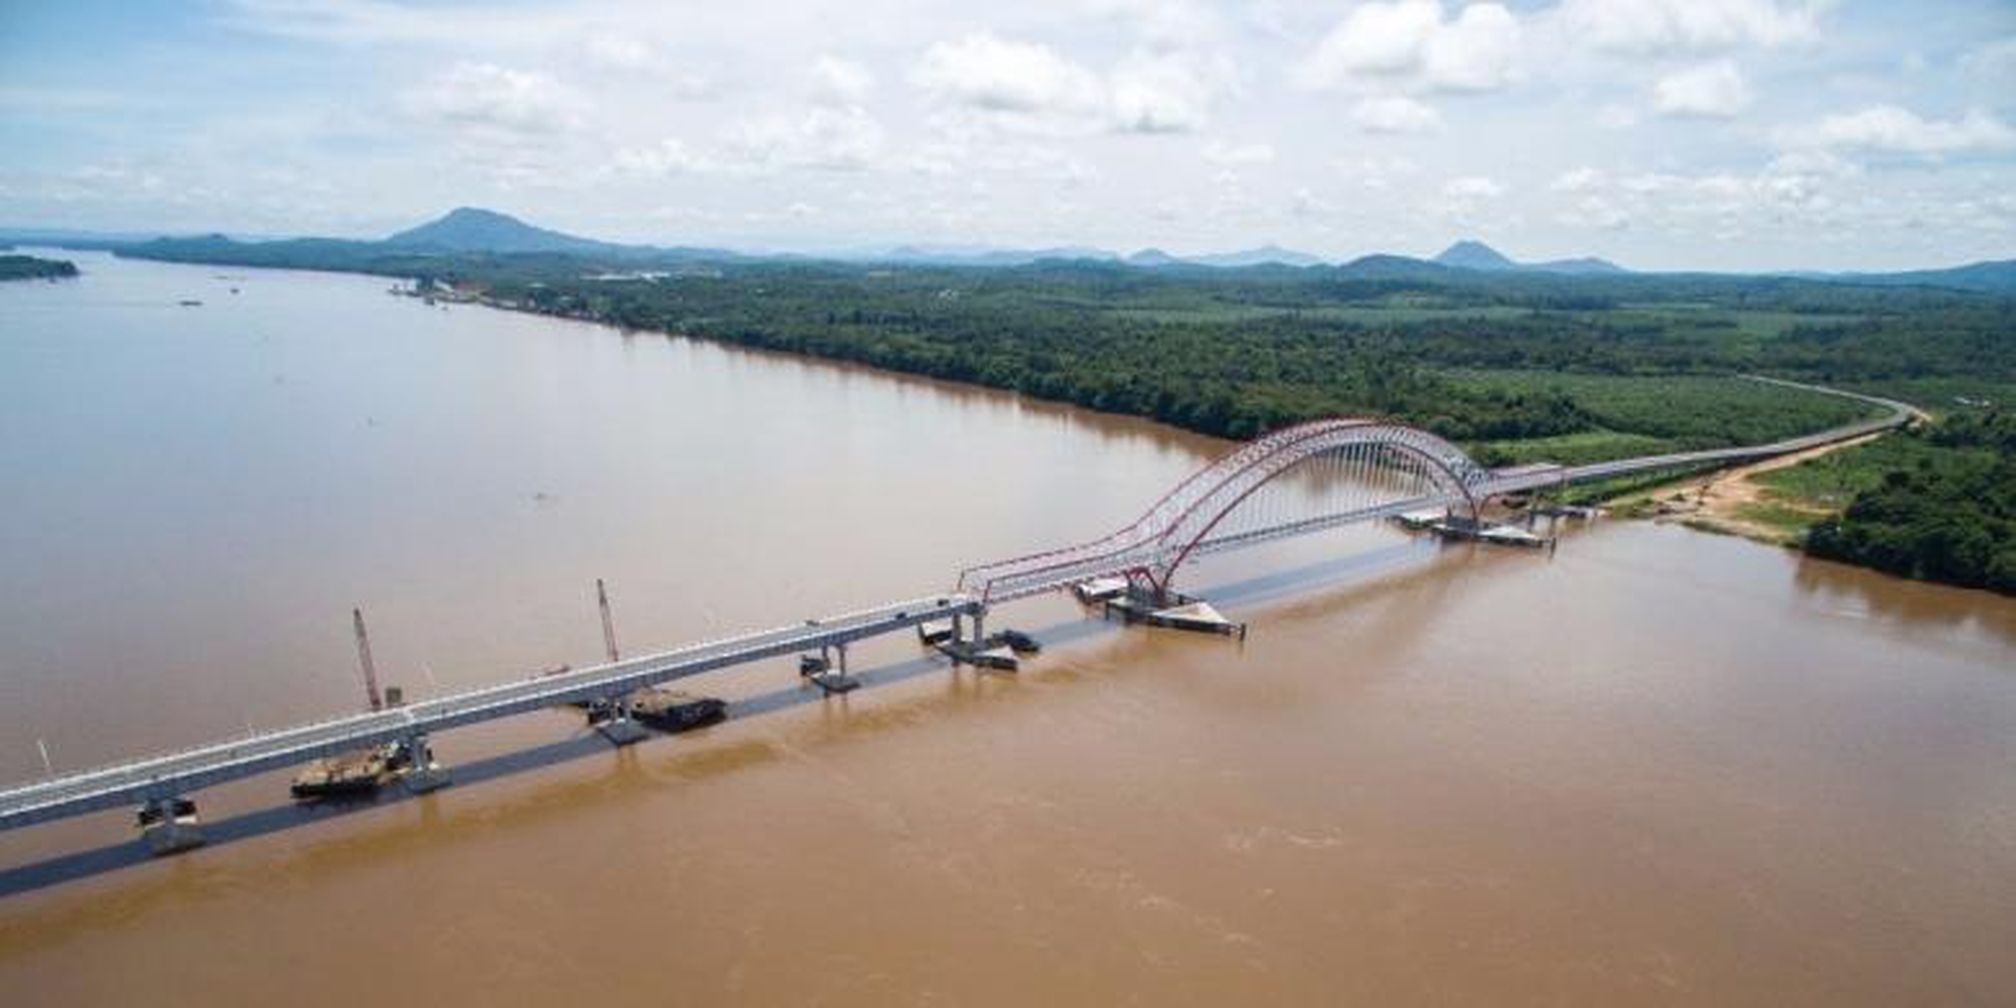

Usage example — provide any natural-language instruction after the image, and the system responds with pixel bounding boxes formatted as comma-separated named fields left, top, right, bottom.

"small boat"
left=178, top=299, right=203, bottom=307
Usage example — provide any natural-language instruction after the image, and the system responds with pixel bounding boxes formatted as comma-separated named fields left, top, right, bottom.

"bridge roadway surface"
left=0, top=376, right=1914, bottom=836
left=0, top=595, right=980, bottom=830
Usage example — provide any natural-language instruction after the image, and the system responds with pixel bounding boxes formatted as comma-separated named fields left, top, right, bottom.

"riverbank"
left=1605, top=431, right=1893, bottom=545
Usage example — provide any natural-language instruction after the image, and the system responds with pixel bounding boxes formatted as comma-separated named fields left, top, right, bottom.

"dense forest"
left=0, top=255, right=78, bottom=281
left=1804, top=410, right=2016, bottom=594
left=116, top=236, right=2015, bottom=592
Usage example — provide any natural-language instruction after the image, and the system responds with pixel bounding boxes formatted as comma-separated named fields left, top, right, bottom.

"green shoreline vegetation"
left=1799, top=411, right=2016, bottom=592
left=0, top=254, right=79, bottom=281
left=109, top=238, right=2015, bottom=594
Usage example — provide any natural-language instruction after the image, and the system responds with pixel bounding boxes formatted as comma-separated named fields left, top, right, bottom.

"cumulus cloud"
left=914, top=32, right=1230, bottom=135
left=1349, top=94, right=1442, bottom=133
left=1555, top=0, right=1820, bottom=54
left=1298, top=1, right=1520, bottom=94
left=1109, top=50, right=1232, bottom=134
left=1653, top=60, right=1752, bottom=118
left=1784, top=105, right=2016, bottom=155
left=401, top=62, right=582, bottom=135
left=915, top=34, right=1106, bottom=118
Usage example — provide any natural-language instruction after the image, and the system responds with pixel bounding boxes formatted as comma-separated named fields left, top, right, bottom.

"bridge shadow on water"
left=0, top=538, right=1451, bottom=900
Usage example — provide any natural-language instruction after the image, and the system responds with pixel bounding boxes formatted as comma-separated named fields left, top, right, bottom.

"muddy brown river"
left=2, top=252, right=2012, bottom=1005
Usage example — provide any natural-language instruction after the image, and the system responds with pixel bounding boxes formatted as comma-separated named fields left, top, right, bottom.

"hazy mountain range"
left=8, top=207, right=2014, bottom=293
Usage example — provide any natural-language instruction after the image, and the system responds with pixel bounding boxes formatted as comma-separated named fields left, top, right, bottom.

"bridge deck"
left=0, top=594, right=979, bottom=830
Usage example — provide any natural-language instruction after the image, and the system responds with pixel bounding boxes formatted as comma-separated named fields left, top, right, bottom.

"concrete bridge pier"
left=137, top=794, right=204, bottom=856
left=591, top=697, right=649, bottom=747
left=401, top=734, right=452, bottom=792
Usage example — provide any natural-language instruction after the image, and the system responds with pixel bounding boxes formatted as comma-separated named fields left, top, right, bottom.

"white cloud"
left=1555, top=0, right=1821, bottom=54
left=401, top=62, right=582, bottom=135
left=1109, top=50, right=1231, bottom=134
left=1785, top=105, right=2016, bottom=156
left=1349, top=95, right=1442, bottom=133
left=731, top=106, right=886, bottom=171
left=812, top=56, right=874, bottom=105
left=1654, top=60, right=1752, bottom=118
left=915, top=34, right=1106, bottom=118
left=1422, top=3, right=1521, bottom=91
left=1202, top=140, right=1275, bottom=166
left=914, top=33, right=1230, bottom=135
left=1298, top=1, right=1520, bottom=94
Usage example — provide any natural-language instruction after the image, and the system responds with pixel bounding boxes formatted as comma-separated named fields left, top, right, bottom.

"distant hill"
left=1527, top=256, right=1627, bottom=275
left=385, top=207, right=614, bottom=254
left=1334, top=254, right=1455, bottom=281
left=1434, top=239, right=1625, bottom=275
left=1830, top=259, right=2016, bottom=294
left=1126, top=248, right=1184, bottom=267
left=87, top=207, right=2016, bottom=294
left=1189, top=245, right=1327, bottom=268
left=1434, top=240, right=1518, bottom=271
left=872, top=244, right=1117, bottom=266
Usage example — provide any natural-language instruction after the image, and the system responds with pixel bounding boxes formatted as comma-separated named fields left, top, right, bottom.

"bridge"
left=0, top=377, right=1913, bottom=852
left=957, top=377, right=1912, bottom=604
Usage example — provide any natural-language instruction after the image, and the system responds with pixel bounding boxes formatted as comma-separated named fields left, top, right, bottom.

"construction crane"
left=597, top=579, right=620, bottom=663
left=353, top=607, right=384, bottom=713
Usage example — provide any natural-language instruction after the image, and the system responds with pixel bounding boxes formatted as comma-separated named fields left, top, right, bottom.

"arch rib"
left=957, top=417, right=1489, bottom=604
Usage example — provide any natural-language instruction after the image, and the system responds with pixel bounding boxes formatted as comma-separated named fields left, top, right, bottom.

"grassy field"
left=1750, top=434, right=1922, bottom=508
left=1611, top=303, right=1864, bottom=338
left=1474, top=429, right=1675, bottom=466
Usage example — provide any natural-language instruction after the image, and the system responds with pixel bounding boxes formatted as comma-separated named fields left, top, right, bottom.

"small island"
left=0, top=254, right=80, bottom=281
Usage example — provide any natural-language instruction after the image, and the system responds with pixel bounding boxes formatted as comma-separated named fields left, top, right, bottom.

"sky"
left=1, top=0, right=2012, bottom=270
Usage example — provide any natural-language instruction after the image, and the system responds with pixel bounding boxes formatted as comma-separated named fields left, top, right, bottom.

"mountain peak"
left=1127, top=248, right=1183, bottom=267
left=386, top=207, right=610, bottom=254
left=1434, top=239, right=1517, bottom=271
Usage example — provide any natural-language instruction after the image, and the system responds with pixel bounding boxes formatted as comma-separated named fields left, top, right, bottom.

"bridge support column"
left=592, top=697, right=649, bottom=747
left=401, top=733, right=452, bottom=793
left=137, top=795, right=204, bottom=856
left=970, top=608, right=985, bottom=646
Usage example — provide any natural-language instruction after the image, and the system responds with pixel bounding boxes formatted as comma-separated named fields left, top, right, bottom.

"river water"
left=1, top=251, right=2012, bottom=1005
